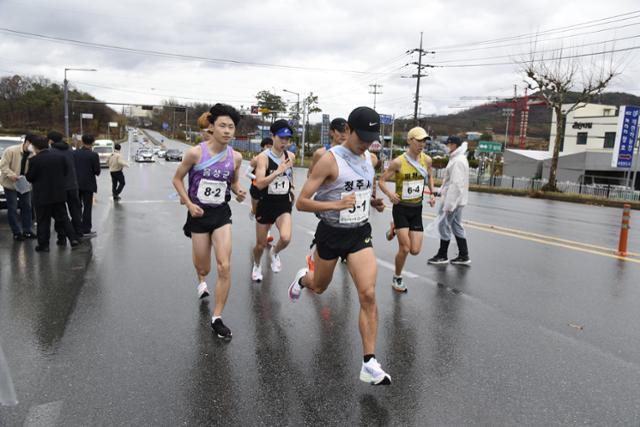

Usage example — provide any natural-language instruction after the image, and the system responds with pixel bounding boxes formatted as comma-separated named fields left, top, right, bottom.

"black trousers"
left=55, top=189, right=83, bottom=240
left=79, top=190, right=94, bottom=233
left=36, top=203, right=76, bottom=248
left=111, top=171, right=125, bottom=196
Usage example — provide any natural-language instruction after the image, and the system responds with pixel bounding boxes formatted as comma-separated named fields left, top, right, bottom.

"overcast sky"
left=1, top=0, right=639, bottom=123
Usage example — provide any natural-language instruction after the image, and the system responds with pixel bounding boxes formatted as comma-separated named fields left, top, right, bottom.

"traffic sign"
left=81, top=113, right=93, bottom=119
left=477, top=141, right=502, bottom=153
left=108, top=122, right=118, bottom=128
left=379, top=114, right=393, bottom=125
left=162, top=122, right=169, bottom=130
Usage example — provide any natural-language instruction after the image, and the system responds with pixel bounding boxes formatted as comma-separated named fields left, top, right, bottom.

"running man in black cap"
left=288, top=106, right=391, bottom=385
left=308, top=117, right=349, bottom=176
left=251, top=119, right=296, bottom=281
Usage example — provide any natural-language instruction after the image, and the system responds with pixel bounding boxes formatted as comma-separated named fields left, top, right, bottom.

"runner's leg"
left=273, top=212, right=291, bottom=253
left=211, top=224, right=232, bottom=317
left=408, top=230, right=424, bottom=255
left=191, top=232, right=212, bottom=284
left=346, top=247, right=378, bottom=355
left=394, top=228, right=411, bottom=276
left=252, top=222, right=271, bottom=263
left=301, top=250, right=339, bottom=294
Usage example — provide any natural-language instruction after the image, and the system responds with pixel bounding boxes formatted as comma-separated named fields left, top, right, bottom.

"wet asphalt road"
left=1, top=131, right=640, bottom=426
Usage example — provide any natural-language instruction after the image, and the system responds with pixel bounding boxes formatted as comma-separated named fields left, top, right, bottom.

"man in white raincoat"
left=427, top=136, right=471, bottom=265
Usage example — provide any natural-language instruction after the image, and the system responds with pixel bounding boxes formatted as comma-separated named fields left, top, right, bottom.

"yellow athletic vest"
left=394, top=153, right=429, bottom=205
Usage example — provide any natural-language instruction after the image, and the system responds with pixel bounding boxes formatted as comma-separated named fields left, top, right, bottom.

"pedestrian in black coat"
left=73, top=134, right=100, bottom=236
left=48, top=131, right=83, bottom=243
left=25, top=136, right=79, bottom=252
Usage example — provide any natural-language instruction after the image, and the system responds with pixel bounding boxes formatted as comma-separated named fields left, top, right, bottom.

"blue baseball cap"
left=271, top=119, right=294, bottom=138
left=275, top=127, right=293, bottom=138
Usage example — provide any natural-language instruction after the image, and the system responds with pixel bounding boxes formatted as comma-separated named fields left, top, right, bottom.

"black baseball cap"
left=446, top=135, right=462, bottom=146
left=347, top=107, right=380, bottom=143
left=270, top=119, right=294, bottom=138
left=330, top=118, right=347, bottom=132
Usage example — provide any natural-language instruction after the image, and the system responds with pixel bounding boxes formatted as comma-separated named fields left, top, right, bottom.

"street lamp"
left=283, top=89, right=305, bottom=165
left=64, top=67, right=97, bottom=140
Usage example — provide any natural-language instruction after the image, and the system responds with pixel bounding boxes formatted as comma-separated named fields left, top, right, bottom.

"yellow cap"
left=407, top=127, right=428, bottom=141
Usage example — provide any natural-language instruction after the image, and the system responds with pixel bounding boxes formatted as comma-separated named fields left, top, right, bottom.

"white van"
left=94, top=139, right=115, bottom=168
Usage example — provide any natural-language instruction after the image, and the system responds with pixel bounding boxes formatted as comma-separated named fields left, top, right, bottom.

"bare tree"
left=522, top=46, right=617, bottom=191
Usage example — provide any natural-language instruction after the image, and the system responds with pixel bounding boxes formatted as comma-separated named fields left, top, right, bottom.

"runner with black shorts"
left=379, top=126, right=435, bottom=293
left=251, top=119, right=295, bottom=281
left=172, top=104, right=246, bottom=340
left=288, top=106, right=391, bottom=386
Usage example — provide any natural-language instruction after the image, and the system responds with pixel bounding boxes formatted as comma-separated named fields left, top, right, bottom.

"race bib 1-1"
left=196, top=179, right=227, bottom=205
left=339, top=190, right=371, bottom=224
left=268, top=175, right=290, bottom=195
left=402, top=180, right=424, bottom=200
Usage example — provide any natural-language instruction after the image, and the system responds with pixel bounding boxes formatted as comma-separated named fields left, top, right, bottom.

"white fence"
left=431, top=168, right=640, bottom=201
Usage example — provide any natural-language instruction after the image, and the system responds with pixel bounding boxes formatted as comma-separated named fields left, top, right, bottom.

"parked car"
left=135, top=149, right=155, bottom=163
left=0, top=136, right=24, bottom=209
left=157, top=148, right=167, bottom=158
left=165, top=149, right=183, bottom=161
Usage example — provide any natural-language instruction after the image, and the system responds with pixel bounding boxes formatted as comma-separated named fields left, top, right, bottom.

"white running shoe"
left=270, top=247, right=282, bottom=273
left=251, top=263, right=263, bottom=282
left=197, top=282, right=209, bottom=299
left=391, top=275, right=407, bottom=293
left=288, top=268, right=307, bottom=302
left=359, top=358, right=392, bottom=385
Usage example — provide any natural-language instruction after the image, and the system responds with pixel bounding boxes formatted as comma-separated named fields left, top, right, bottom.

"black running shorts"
left=183, top=203, right=232, bottom=237
left=392, top=204, right=424, bottom=232
left=255, top=199, right=292, bottom=225
left=314, top=221, right=373, bottom=261
left=249, top=184, right=261, bottom=200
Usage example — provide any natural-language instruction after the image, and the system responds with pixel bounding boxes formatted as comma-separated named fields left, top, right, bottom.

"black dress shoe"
left=56, top=238, right=67, bottom=247
left=22, top=231, right=37, bottom=239
left=70, top=240, right=81, bottom=248
left=35, top=245, right=50, bottom=252
left=13, top=234, right=25, bottom=241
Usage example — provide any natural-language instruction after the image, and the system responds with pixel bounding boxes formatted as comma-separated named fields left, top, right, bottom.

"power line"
left=368, top=83, right=383, bottom=110
left=427, top=10, right=640, bottom=51
left=0, top=28, right=403, bottom=76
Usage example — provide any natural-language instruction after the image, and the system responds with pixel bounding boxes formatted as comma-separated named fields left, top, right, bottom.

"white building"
left=547, top=103, right=639, bottom=188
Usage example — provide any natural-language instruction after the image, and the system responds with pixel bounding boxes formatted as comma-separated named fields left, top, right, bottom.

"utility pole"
left=408, top=33, right=435, bottom=126
left=369, top=83, right=383, bottom=110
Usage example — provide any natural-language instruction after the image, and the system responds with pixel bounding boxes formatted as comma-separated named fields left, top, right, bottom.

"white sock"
left=199, top=281, right=207, bottom=287
left=212, top=316, right=221, bottom=323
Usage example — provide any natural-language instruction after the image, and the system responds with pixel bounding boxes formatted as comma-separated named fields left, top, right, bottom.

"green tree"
left=255, top=90, right=286, bottom=123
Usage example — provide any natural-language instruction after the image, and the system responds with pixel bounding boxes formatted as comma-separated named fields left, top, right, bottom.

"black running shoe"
left=427, top=255, right=448, bottom=265
left=211, top=318, right=232, bottom=340
left=450, top=256, right=471, bottom=266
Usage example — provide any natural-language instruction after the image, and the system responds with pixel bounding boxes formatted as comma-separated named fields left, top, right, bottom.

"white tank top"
left=315, top=148, right=374, bottom=228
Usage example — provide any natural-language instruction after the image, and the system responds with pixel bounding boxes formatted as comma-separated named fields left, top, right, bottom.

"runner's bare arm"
left=231, top=150, right=246, bottom=202
left=296, top=153, right=354, bottom=212
left=172, top=146, right=203, bottom=216
left=308, top=148, right=325, bottom=177
left=378, top=157, right=401, bottom=204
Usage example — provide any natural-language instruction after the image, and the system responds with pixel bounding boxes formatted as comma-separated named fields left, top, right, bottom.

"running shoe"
left=427, top=255, right=449, bottom=265
left=251, top=263, right=263, bottom=282
left=360, top=358, right=392, bottom=385
left=288, top=268, right=307, bottom=302
left=391, top=275, right=407, bottom=293
left=450, top=255, right=472, bottom=266
left=385, top=222, right=396, bottom=241
left=267, top=231, right=274, bottom=244
left=211, top=318, right=232, bottom=340
left=197, top=282, right=210, bottom=299
left=270, top=247, right=282, bottom=273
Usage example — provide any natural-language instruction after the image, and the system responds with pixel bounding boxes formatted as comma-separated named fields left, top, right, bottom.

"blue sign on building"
left=162, top=122, right=170, bottom=130
left=379, top=114, right=394, bottom=125
left=612, top=105, right=640, bottom=169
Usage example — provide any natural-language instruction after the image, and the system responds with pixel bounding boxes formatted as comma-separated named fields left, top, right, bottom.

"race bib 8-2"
left=402, top=180, right=424, bottom=200
left=268, top=176, right=290, bottom=195
left=196, top=179, right=227, bottom=205
left=339, top=190, right=371, bottom=224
